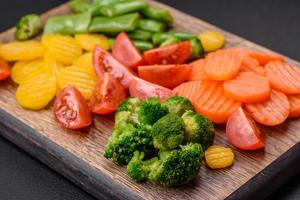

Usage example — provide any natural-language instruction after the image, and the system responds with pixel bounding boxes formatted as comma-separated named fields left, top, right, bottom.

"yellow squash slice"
left=205, top=145, right=234, bottom=169
left=74, top=33, right=109, bottom=52
left=72, top=53, right=95, bottom=75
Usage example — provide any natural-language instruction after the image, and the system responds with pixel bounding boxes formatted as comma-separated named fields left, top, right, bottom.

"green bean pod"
left=152, top=32, right=196, bottom=46
left=69, top=0, right=92, bottom=13
left=44, top=12, right=91, bottom=35
left=15, top=14, right=41, bottom=40
left=141, top=6, right=173, bottom=24
left=108, top=38, right=115, bottom=50
left=88, top=13, right=140, bottom=33
left=128, top=29, right=152, bottom=41
left=189, top=38, right=204, bottom=59
left=159, top=36, right=181, bottom=47
left=137, top=19, right=166, bottom=32
left=100, top=0, right=147, bottom=17
left=133, top=40, right=154, bottom=51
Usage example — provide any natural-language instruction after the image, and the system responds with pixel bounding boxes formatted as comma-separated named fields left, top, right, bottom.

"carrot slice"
left=188, top=59, right=209, bottom=81
left=265, top=61, right=300, bottom=94
left=204, top=49, right=242, bottom=81
left=244, top=90, right=290, bottom=126
left=287, top=94, right=300, bottom=118
left=241, top=56, right=265, bottom=75
left=223, top=71, right=270, bottom=103
left=172, top=81, right=203, bottom=103
left=248, top=51, right=284, bottom=66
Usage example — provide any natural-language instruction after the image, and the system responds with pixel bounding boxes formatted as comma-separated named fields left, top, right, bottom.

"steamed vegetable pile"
left=104, top=96, right=215, bottom=186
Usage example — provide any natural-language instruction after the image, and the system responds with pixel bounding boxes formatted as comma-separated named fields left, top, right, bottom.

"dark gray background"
left=0, top=0, right=300, bottom=199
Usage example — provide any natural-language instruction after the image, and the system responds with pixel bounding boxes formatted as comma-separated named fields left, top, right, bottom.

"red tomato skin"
left=0, top=57, right=10, bottom=81
left=112, top=32, right=143, bottom=69
left=89, top=73, right=126, bottom=115
left=143, top=41, right=191, bottom=65
left=129, top=77, right=172, bottom=101
left=138, top=64, right=192, bottom=89
left=226, top=107, right=264, bottom=150
left=93, top=46, right=135, bottom=88
left=54, top=86, right=92, bottom=129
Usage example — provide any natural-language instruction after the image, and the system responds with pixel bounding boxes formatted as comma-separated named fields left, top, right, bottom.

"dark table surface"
left=0, top=0, right=300, bottom=199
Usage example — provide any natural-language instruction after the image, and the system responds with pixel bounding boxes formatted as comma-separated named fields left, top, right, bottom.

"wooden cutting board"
left=0, top=1, right=300, bottom=200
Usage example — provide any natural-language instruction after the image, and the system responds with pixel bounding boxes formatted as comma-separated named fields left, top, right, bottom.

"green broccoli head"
left=162, top=96, right=194, bottom=116
left=136, top=97, right=169, bottom=125
left=117, top=97, right=141, bottom=113
left=151, top=114, right=185, bottom=150
left=104, top=124, right=155, bottom=165
left=181, top=110, right=215, bottom=150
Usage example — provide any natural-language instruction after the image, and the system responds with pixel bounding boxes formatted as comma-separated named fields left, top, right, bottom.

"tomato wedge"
left=138, top=64, right=191, bottom=89
left=129, top=77, right=172, bottom=101
left=143, top=41, right=191, bottom=65
left=54, top=86, right=92, bottom=129
left=89, top=73, right=126, bottom=114
left=226, top=107, right=264, bottom=150
left=0, top=57, right=10, bottom=81
left=93, top=46, right=135, bottom=88
left=112, top=32, right=143, bottom=69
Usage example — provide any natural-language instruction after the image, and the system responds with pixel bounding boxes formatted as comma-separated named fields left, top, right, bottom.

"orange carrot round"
left=248, top=51, right=284, bottom=66
left=287, top=94, right=300, bottom=118
left=188, top=59, right=209, bottom=81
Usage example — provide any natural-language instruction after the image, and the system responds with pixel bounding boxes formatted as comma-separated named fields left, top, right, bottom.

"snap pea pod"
left=137, top=19, right=166, bottom=32
left=141, top=6, right=173, bottom=24
left=128, top=29, right=152, bottom=41
left=91, top=0, right=126, bottom=16
left=159, top=36, right=181, bottom=47
left=89, top=13, right=139, bottom=33
left=152, top=32, right=196, bottom=46
left=15, top=14, right=41, bottom=40
left=44, top=12, right=91, bottom=35
left=189, top=38, right=204, bottom=59
left=108, top=38, right=153, bottom=51
left=69, top=0, right=92, bottom=13
left=99, top=0, right=147, bottom=17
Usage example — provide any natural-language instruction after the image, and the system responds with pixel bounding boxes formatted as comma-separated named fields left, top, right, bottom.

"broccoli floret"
left=181, top=110, right=215, bottom=150
left=104, top=124, right=155, bottom=165
left=162, top=96, right=194, bottom=116
left=127, top=143, right=203, bottom=186
left=151, top=114, right=185, bottom=150
left=136, top=97, right=169, bottom=125
left=117, top=97, right=141, bottom=113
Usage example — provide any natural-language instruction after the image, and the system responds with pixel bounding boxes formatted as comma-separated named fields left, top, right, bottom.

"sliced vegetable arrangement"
left=0, top=0, right=298, bottom=188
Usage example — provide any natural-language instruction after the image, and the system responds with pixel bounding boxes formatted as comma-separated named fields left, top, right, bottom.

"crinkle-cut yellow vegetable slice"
left=0, top=40, right=44, bottom=61
left=72, top=53, right=95, bottom=75
left=42, top=34, right=82, bottom=65
left=16, top=74, right=57, bottom=110
left=44, top=53, right=64, bottom=80
left=74, top=34, right=109, bottom=52
left=58, top=66, right=97, bottom=100
left=11, top=59, right=51, bottom=84
left=205, top=145, right=234, bottom=169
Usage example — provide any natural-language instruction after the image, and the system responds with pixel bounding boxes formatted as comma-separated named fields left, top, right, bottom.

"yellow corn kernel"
left=198, top=31, right=225, bottom=52
left=11, top=59, right=51, bottom=84
left=74, top=33, right=109, bottom=52
left=205, top=145, right=234, bottom=169
left=42, top=34, right=82, bottom=65
left=0, top=40, right=44, bottom=61
left=57, top=66, right=97, bottom=100
left=16, top=74, right=57, bottom=110
left=72, top=53, right=95, bottom=75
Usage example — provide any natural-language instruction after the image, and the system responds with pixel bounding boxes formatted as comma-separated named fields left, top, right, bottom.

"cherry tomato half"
left=143, top=41, right=191, bottom=65
left=89, top=73, right=126, bottom=114
left=226, top=107, right=264, bottom=150
left=54, top=86, right=92, bottom=129
left=0, top=57, right=10, bottom=81
left=112, top=32, right=143, bottom=69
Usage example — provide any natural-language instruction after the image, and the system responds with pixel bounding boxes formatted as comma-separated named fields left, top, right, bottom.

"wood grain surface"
left=0, top=1, right=300, bottom=200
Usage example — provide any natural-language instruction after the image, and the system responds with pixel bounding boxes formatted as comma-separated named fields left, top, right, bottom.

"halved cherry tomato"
left=129, top=77, right=172, bottom=101
left=93, top=46, right=135, bottom=88
left=0, top=57, right=10, bottom=81
left=138, top=64, right=191, bottom=89
left=112, top=32, right=143, bottom=69
left=226, top=107, right=264, bottom=150
left=89, top=73, right=126, bottom=114
left=54, top=86, right=92, bottom=129
left=143, top=41, right=191, bottom=65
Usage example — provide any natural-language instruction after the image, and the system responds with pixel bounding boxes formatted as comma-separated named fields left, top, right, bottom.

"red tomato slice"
left=0, top=57, right=10, bottom=81
left=112, top=32, right=143, bottom=69
left=54, top=86, right=92, bottom=129
left=138, top=64, right=191, bottom=89
left=89, top=73, right=126, bottom=114
left=226, top=107, right=264, bottom=150
left=93, top=46, right=135, bottom=88
left=129, top=77, right=172, bottom=101
left=143, top=41, right=191, bottom=65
